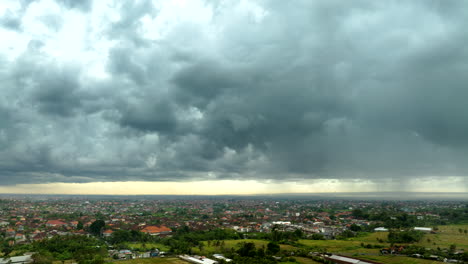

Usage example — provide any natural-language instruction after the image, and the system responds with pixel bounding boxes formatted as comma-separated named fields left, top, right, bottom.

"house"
left=15, top=233, right=25, bottom=240
left=413, top=227, right=432, bottom=232
left=0, top=255, right=32, bottom=264
left=141, top=225, right=172, bottom=236
left=374, top=227, right=388, bottom=232
left=323, top=254, right=383, bottom=264
left=46, top=220, right=67, bottom=227
left=179, top=255, right=218, bottom=264
left=103, top=229, right=114, bottom=237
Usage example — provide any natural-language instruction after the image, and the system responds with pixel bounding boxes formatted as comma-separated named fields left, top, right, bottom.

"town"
left=0, top=195, right=467, bottom=264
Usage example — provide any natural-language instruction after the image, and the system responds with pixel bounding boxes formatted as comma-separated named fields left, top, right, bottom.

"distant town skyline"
left=1, top=0, right=468, bottom=194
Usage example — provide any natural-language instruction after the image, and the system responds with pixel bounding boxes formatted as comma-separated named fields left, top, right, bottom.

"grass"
left=416, top=224, right=468, bottom=250
left=297, top=224, right=468, bottom=264
left=293, top=257, right=323, bottom=264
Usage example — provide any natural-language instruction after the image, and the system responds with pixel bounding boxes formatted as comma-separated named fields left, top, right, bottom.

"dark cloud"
left=55, top=0, right=92, bottom=12
left=0, top=10, right=22, bottom=30
left=0, top=0, right=468, bottom=187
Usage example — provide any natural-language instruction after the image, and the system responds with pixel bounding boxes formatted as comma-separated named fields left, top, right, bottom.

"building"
left=324, top=255, right=383, bottom=264
left=141, top=225, right=172, bottom=236
left=413, top=227, right=432, bottom=232
left=374, top=227, right=388, bottom=232
left=46, top=220, right=67, bottom=227
left=179, top=255, right=218, bottom=264
left=103, top=229, right=114, bottom=237
left=0, top=255, right=33, bottom=264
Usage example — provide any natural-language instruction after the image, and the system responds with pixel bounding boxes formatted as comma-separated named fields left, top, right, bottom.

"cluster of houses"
left=0, top=196, right=457, bottom=247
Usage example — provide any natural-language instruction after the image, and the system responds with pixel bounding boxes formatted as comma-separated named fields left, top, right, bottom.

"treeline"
left=352, top=206, right=468, bottom=228
left=31, top=235, right=107, bottom=264
left=160, top=227, right=240, bottom=254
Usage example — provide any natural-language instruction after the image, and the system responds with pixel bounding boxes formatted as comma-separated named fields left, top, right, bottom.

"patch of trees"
left=270, top=228, right=303, bottom=242
left=387, top=230, right=424, bottom=243
left=88, top=220, right=105, bottom=236
left=32, top=235, right=106, bottom=264
left=160, top=227, right=241, bottom=253
left=232, top=242, right=284, bottom=264
left=108, top=230, right=149, bottom=244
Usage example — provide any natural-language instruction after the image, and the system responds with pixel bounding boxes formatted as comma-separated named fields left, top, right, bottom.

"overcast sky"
left=1, top=0, right=467, bottom=194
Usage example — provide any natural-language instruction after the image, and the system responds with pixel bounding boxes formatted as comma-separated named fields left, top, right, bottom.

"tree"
left=266, top=242, right=280, bottom=255
left=89, top=220, right=105, bottom=236
left=77, top=221, right=84, bottom=230
left=237, top=242, right=256, bottom=257
left=449, top=244, right=456, bottom=253
left=350, top=224, right=362, bottom=232
left=311, top=233, right=325, bottom=240
left=32, top=252, right=54, bottom=264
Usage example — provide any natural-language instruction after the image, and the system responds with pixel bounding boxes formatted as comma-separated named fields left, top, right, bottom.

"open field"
left=416, top=224, right=468, bottom=250
left=294, top=257, right=322, bottom=264
left=297, top=224, right=468, bottom=264
left=108, top=257, right=188, bottom=264
left=348, top=224, right=468, bottom=251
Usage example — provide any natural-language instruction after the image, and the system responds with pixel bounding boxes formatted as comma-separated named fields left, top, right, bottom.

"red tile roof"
left=141, top=225, right=172, bottom=234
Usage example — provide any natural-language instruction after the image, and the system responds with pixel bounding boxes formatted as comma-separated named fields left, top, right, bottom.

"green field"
left=294, top=257, right=322, bottom=264
left=416, top=224, right=468, bottom=250
left=297, top=224, right=468, bottom=264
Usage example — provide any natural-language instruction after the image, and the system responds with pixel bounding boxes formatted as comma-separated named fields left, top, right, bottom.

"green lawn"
left=298, top=224, right=468, bottom=264
left=294, top=257, right=323, bottom=264
left=416, top=224, right=468, bottom=250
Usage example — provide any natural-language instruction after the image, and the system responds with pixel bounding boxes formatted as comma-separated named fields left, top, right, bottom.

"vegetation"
left=31, top=235, right=107, bottom=264
left=388, top=230, right=424, bottom=243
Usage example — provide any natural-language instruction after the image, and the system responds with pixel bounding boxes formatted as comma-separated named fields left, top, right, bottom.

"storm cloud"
left=1, top=0, right=468, bottom=188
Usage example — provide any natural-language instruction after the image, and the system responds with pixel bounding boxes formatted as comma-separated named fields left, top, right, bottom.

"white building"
left=374, top=227, right=388, bottom=232
left=0, top=255, right=33, bottom=264
left=179, top=255, right=218, bottom=264
left=414, top=227, right=432, bottom=232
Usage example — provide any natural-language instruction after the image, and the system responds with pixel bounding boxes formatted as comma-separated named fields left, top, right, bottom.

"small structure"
left=46, top=220, right=67, bottom=227
left=213, top=254, right=232, bottom=262
left=413, top=227, right=432, bottom=232
left=272, top=221, right=291, bottom=225
left=324, top=255, right=383, bottom=264
left=103, top=229, right=114, bottom=237
left=141, top=225, right=172, bottom=236
left=374, top=227, right=388, bottom=232
left=179, top=255, right=218, bottom=264
left=0, top=255, right=33, bottom=264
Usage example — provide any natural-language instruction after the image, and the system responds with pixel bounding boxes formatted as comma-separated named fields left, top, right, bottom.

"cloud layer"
left=1, top=0, right=468, bottom=189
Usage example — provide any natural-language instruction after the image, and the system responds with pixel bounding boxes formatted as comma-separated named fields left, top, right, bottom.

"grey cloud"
left=106, top=0, right=156, bottom=46
left=0, top=10, right=22, bottom=30
left=1, top=0, right=468, bottom=186
left=55, top=0, right=92, bottom=12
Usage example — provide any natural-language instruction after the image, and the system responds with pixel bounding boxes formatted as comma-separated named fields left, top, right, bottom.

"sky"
left=0, top=0, right=468, bottom=195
